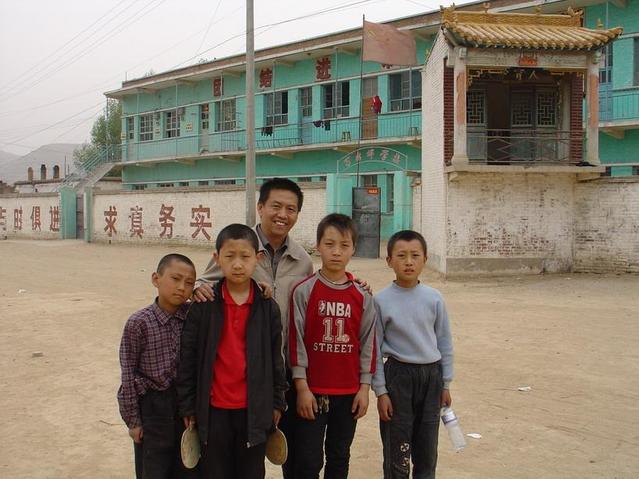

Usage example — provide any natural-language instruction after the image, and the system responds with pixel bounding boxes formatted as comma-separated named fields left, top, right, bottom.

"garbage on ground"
left=466, top=433, right=482, bottom=439
left=18, top=289, right=27, bottom=294
left=517, top=386, right=532, bottom=392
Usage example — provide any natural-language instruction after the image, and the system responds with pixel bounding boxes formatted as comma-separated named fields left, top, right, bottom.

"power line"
left=0, top=0, right=137, bottom=93
left=0, top=0, right=169, bottom=102
left=195, top=0, right=226, bottom=58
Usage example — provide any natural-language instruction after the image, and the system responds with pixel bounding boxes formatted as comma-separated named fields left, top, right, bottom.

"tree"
left=73, top=99, right=122, bottom=167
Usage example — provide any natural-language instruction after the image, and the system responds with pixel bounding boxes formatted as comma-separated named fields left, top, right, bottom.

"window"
left=386, top=173, right=394, bottom=213
left=179, top=182, right=189, bottom=187
left=634, top=38, right=639, bottom=86
left=300, top=87, right=312, bottom=118
left=165, top=110, right=180, bottom=138
left=198, top=180, right=209, bottom=186
left=599, top=43, right=613, bottom=84
left=632, top=166, right=639, bottom=176
left=132, top=184, right=146, bottom=190
left=389, top=71, right=421, bottom=111
left=322, top=81, right=350, bottom=119
left=126, top=117, right=134, bottom=140
left=216, top=99, right=237, bottom=131
left=139, top=114, right=153, bottom=141
left=265, top=91, right=288, bottom=126
left=362, top=174, right=377, bottom=187
left=200, top=104, right=209, bottom=131
left=215, top=179, right=236, bottom=185
left=298, top=176, right=312, bottom=182
left=158, top=182, right=174, bottom=188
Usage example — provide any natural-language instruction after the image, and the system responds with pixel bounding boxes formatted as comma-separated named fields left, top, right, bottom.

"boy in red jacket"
left=289, top=213, right=377, bottom=479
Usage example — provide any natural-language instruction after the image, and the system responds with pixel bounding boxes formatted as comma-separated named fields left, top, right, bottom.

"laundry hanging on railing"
left=261, top=126, right=273, bottom=136
left=371, top=95, right=382, bottom=114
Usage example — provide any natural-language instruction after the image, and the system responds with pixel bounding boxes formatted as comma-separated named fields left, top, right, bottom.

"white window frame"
left=216, top=99, right=237, bottom=132
left=165, top=110, right=180, bottom=138
left=265, top=91, right=288, bottom=126
left=139, top=114, right=153, bottom=142
left=389, top=71, right=421, bottom=112
left=322, top=81, right=350, bottom=119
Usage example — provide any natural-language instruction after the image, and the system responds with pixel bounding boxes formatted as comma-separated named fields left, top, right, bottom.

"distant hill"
left=0, top=143, right=79, bottom=185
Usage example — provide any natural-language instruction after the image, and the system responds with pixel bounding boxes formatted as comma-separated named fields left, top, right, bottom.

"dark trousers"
left=295, top=394, right=357, bottom=479
left=280, top=382, right=299, bottom=479
left=380, top=359, right=443, bottom=479
left=201, top=407, right=266, bottom=479
left=134, top=387, right=197, bottom=479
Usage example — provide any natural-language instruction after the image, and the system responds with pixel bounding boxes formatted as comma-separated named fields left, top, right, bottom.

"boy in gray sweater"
left=372, top=230, right=454, bottom=479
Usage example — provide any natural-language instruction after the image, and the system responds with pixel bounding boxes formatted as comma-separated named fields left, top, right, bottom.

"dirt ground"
left=0, top=239, right=637, bottom=478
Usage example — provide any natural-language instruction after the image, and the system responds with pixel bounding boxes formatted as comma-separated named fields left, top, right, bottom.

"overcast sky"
left=0, top=0, right=470, bottom=156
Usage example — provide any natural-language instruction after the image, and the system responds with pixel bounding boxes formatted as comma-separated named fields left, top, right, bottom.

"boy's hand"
left=440, top=389, right=452, bottom=408
left=377, top=394, right=393, bottom=421
left=183, top=415, right=196, bottom=429
left=193, top=284, right=215, bottom=303
left=258, top=282, right=273, bottom=299
left=353, top=277, right=372, bottom=295
left=352, top=384, right=370, bottom=420
left=128, top=426, right=143, bottom=443
left=272, top=409, right=282, bottom=428
left=297, top=388, right=318, bottom=420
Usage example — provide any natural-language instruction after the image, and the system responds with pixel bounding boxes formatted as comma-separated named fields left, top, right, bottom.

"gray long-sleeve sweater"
left=372, top=282, right=454, bottom=397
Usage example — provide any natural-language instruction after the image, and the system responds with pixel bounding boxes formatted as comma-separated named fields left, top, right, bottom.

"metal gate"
left=352, top=187, right=380, bottom=258
left=75, top=194, right=84, bottom=239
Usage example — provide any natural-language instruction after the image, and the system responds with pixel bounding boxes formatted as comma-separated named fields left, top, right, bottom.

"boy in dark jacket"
left=176, top=223, right=287, bottom=479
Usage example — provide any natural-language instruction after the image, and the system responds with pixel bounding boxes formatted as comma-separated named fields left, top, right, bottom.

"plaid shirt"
left=117, top=300, right=189, bottom=428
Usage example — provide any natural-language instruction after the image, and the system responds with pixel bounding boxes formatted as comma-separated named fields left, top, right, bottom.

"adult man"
left=193, top=177, right=313, bottom=479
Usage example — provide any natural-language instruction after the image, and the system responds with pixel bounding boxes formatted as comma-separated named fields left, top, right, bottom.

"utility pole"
left=245, top=0, right=256, bottom=226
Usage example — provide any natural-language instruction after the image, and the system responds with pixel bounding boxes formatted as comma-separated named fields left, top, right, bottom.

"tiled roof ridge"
left=441, top=6, right=583, bottom=28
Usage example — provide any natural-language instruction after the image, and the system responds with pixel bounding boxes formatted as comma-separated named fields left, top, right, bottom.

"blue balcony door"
left=299, top=87, right=312, bottom=144
left=599, top=44, right=613, bottom=121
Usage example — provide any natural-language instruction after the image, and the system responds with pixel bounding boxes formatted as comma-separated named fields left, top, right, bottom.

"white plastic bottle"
left=441, top=407, right=466, bottom=452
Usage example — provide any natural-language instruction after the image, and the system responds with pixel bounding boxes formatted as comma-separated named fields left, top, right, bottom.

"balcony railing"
left=122, top=112, right=421, bottom=162
left=467, top=129, right=580, bottom=164
left=599, top=90, right=639, bottom=123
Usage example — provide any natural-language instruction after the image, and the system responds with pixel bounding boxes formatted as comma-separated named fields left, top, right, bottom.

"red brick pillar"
left=444, top=63, right=454, bottom=166
left=569, top=73, right=584, bottom=164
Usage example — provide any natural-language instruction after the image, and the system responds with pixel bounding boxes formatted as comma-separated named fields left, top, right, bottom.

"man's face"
left=152, top=260, right=196, bottom=309
left=317, top=226, right=355, bottom=275
left=214, top=239, right=261, bottom=286
left=257, top=189, right=300, bottom=243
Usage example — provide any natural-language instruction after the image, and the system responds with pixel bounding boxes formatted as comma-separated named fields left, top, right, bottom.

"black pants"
left=380, top=359, right=443, bottom=479
left=295, top=393, right=357, bottom=479
left=280, top=373, right=299, bottom=479
left=201, top=407, right=266, bottom=479
left=134, top=387, right=197, bottom=479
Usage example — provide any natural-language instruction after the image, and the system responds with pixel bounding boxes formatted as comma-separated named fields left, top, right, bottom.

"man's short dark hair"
left=316, top=213, right=358, bottom=245
left=156, top=253, right=195, bottom=274
left=387, top=230, right=428, bottom=257
left=258, top=178, right=304, bottom=211
left=215, top=223, right=260, bottom=253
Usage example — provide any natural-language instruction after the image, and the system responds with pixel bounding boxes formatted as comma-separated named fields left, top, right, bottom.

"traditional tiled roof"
left=441, top=6, right=622, bottom=50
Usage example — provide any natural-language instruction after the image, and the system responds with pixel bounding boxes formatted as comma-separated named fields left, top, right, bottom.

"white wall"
left=91, top=184, right=325, bottom=250
left=574, top=178, right=639, bottom=273
left=0, top=194, right=60, bottom=239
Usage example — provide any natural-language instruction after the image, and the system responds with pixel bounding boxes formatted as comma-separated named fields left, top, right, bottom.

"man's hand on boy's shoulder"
left=257, top=282, right=273, bottom=299
left=440, top=389, right=452, bottom=408
left=193, top=283, right=215, bottom=303
left=354, top=277, right=373, bottom=295
left=352, top=383, right=370, bottom=420
left=377, top=394, right=393, bottom=422
left=128, top=426, right=143, bottom=443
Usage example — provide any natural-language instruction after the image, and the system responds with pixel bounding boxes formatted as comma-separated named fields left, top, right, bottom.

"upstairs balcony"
left=599, top=89, right=639, bottom=139
left=122, top=112, right=421, bottom=163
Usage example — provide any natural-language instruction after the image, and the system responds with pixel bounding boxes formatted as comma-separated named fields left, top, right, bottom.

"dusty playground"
left=0, top=239, right=637, bottom=478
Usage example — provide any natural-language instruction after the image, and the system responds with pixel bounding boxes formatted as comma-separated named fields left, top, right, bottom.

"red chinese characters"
left=213, top=77, right=223, bottom=97
left=14, top=207, right=22, bottom=231
left=259, top=68, right=273, bottom=88
left=129, top=206, right=144, bottom=238
left=49, top=206, right=60, bottom=232
left=104, top=206, right=117, bottom=237
left=30, top=206, right=41, bottom=231
left=316, top=57, right=331, bottom=80
left=190, top=205, right=212, bottom=240
left=159, top=204, right=175, bottom=238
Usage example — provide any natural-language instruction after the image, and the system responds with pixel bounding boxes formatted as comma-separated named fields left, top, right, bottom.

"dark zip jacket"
left=176, top=279, right=288, bottom=447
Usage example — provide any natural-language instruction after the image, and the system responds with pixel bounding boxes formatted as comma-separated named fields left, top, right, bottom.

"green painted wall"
left=59, top=188, right=76, bottom=239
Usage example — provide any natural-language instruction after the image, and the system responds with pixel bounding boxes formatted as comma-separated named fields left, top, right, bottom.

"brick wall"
left=446, top=173, right=575, bottom=273
left=443, top=65, right=454, bottom=166
left=574, top=178, right=639, bottom=273
left=91, top=185, right=325, bottom=250
left=570, top=73, right=584, bottom=163
left=0, top=194, right=61, bottom=239
left=421, top=33, right=450, bottom=272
